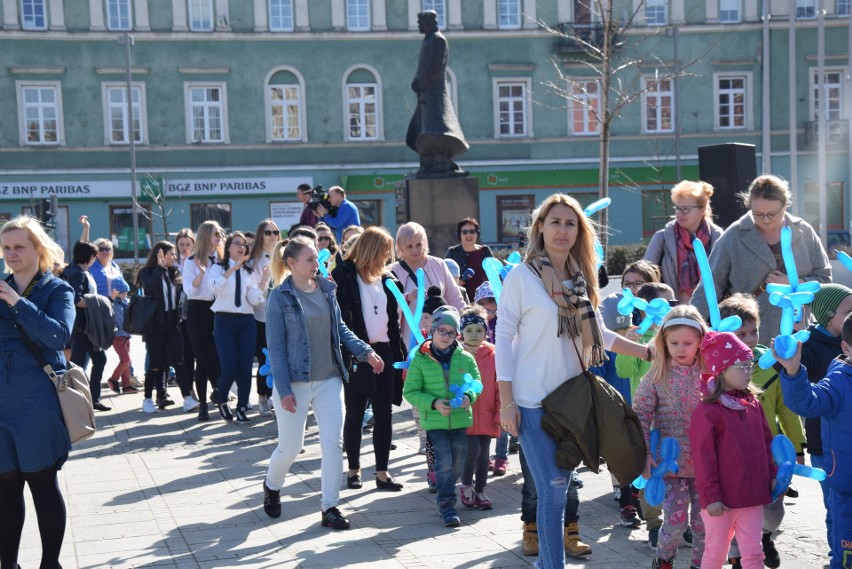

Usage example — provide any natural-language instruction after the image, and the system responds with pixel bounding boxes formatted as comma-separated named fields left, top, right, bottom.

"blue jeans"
left=214, top=314, right=256, bottom=410
left=494, top=429, right=509, bottom=460
left=811, top=454, right=834, bottom=557
left=518, top=406, right=574, bottom=569
left=427, top=428, right=467, bottom=517
left=519, top=444, right=579, bottom=524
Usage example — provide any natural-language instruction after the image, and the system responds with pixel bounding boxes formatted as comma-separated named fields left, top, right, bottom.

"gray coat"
left=690, top=212, right=831, bottom=345
left=83, top=293, right=116, bottom=351
left=643, top=219, right=724, bottom=293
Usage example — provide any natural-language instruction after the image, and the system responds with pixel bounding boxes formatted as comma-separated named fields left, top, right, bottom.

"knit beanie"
left=444, top=258, right=461, bottom=278
left=422, top=286, right=448, bottom=315
left=811, top=283, right=852, bottom=328
left=700, top=331, right=753, bottom=377
left=474, top=281, right=495, bottom=304
left=431, top=306, right=461, bottom=334
left=599, top=293, right=630, bottom=331
left=111, top=277, right=130, bottom=293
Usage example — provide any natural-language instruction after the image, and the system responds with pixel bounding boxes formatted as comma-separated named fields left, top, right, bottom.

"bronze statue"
left=406, top=11, right=469, bottom=178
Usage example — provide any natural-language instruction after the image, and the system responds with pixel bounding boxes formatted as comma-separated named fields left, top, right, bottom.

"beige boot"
left=565, top=521, right=592, bottom=557
left=522, top=522, right=538, bottom=556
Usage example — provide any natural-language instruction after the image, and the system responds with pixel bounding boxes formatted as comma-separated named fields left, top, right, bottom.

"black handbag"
left=345, top=355, right=377, bottom=394
left=124, top=281, right=158, bottom=336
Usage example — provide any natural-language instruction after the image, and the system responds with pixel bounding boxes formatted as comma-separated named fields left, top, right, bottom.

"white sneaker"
left=183, top=395, right=200, bottom=412
left=258, top=395, right=272, bottom=417
left=142, top=398, right=157, bottom=414
left=130, top=375, right=143, bottom=388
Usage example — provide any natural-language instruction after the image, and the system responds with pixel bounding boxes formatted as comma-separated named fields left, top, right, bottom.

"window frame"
left=423, top=0, right=447, bottom=30
left=20, top=0, right=47, bottom=30
left=796, top=0, right=816, bottom=19
left=645, top=0, right=668, bottom=26
left=343, top=65, right=383, bottom=142
left=497, top=0, right=522, bottom=29
left=102, top=83, right=147, bottom=145
left=345, top=83, right=380, bottom=141
left=641, top=76, right=675, bottom=134
left=568, top=78, right=601, bottom=136
left=838, top=0, right=850, bottom=17
left=17, top=81, right=64, bottom=146
left=265, top=66, right=306, bottom=143
left=106, top=0, right=133, bottom=30
left=184, top=82, right=229, bottom=144
left=268, top=0, right=294, bottom=31
left=188, top=0, right=214, bottom=31
left=190, top=203, right=232, bottom=233
left=493, top=78, right=532, bottom=139
left=810, top=67, right=846, bottom=122
left=719, top=0, right=740, bottom=23
left=713, top=73, right=751, bottom=131
left=346, top=0, right=370, bottom=32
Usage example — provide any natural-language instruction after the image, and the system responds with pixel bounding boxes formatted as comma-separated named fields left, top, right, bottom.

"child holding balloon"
left=689, top=331, right=777, bottom=569
left=632, top=305, right=708, bottom=569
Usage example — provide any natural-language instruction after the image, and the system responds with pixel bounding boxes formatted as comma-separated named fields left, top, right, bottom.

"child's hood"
left=827, top=354, right=852, bottom=377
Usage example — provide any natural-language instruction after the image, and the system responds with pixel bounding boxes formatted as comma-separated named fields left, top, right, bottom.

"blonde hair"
left=741, top=174, right=792, bottom=208
left=344, top=226, right=394, bottom=283
left=525, top=193, right=601, bottom=307
left=0, top=216, right=65, bottom=274
left=643, top=305, right=708, bottom=400
left=93, top=238, right=114, bottom=263
left=395, top=222, right=429, bottom=257
left=270, top=236, right=315, bottom=286
left=193, top=221, right=224, bottom=265
left=671, top=180, right=714, bottom=221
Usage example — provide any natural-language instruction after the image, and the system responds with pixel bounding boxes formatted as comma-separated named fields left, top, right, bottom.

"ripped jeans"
left=518, top=405, right=574, bottom=569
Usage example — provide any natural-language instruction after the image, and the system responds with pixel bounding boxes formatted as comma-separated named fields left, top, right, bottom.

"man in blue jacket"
left=315, top=186, right=360, bottom=242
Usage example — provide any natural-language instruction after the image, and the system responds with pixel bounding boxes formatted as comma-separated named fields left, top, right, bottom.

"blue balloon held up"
left=385, top=269, right=426, bottom=349
left=316, top=249, right=331, bottom=277
left=693, top=238, right=741, bottom=333
left=393, top=344, right=420, bottom=370
left=632, top=429, right=680, bottom=506
left=259, top=347, right=274, bottom=389
left=770, top=434, right=826, bottom=501
left=583, top=197, right=612, bottom=218
left=482, top=257, right=505, bottom=303
left=499, top=250, right=523, bottom=280
left=835, top=249, right=852, bottom=273
left=615, top=289, right=671, bottom=334
left=448, top=373, right=483, bottom=408
left=617, top=288, right=643, bottom=316
left=758, top=329, right=811, bottom=369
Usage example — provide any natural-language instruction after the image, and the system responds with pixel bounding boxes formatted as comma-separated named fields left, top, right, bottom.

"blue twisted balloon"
left=385, top=269, right=427, bottom=368
left=835, top=249, right=852, bottom=273
left=448, top=373, right=484, bottom=408
left=482, top=257, right=505, bottom=303
left=317, top=249, right=331, bottom=277
left=770, top=434, right=826, bottom=501
left=632, top=429, right=680, bottom=506
left=616, top=289, right=671, bottom=335
left=259, top=347, right=274, bottom=389
left=500, top=251, right=522, bottom=280
left=693, top=237, right=742, bottom=333
left=584, top=197, right=611, bottom=270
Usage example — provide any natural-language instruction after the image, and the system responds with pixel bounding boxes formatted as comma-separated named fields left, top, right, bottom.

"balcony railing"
left=556, top=23, right=619, bottom=53
left=804, top=119, right=849, bottom=147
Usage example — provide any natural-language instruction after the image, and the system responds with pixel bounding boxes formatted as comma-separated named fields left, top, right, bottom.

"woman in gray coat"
left=644, top=180, right=724, bottom=304
left=690, top=174, right=831, bottom=345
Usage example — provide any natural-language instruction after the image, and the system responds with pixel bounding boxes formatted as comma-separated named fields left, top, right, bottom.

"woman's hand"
left=0, top=280, right=21, bottom=307
left=194, top=258, right=206, bottom=273
left=157, top=249, right=169, bottom=268
left=279, top=394, right=297, bottom=413
left=765, top=270, right=791, bottom=286
left=705, top=501, right=725, bottom=517
left=367, top=351, right=384, bottom=374
left=79, top=215, right=90, bottom=229
left=500, top=404, right=520, bottom=438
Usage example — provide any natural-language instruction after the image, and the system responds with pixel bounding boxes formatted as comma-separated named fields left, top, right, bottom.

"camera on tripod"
left=307, top=184, right=337, bottom=216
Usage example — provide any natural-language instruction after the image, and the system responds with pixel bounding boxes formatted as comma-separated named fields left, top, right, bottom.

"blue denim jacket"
left=265, top=275, right=372, bottom=398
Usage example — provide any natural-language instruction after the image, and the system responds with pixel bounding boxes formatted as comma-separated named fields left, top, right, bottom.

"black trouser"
left=343, top=342, right=395, bottom=472
left=144, top=311, right=190, bottom=400
left=186, top=299, right=219, bottom=402
left=70, top=332, right=107, bottom=404
left=180, top=319, right=195, bottom=393
left=0, top=461, right=66, bottom=569
left=254, top=320, right=271, bottom=397
left=462, top=434, right=492, bottom=493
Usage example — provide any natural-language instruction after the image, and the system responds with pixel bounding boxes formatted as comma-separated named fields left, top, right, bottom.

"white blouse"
left=208, top=260, right=264, bottom=315
left=181, top=253, right=218, bottom=301
left=357, top=275, right=390, bottom=344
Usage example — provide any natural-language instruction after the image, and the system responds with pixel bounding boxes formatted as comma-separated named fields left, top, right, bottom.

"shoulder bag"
left=124, top=279, right=158, bottom=336
left=16, top=324, right=96, bottom=444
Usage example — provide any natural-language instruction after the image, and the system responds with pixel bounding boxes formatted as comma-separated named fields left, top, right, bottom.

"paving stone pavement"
left=16, top=339, right=831, bottom=568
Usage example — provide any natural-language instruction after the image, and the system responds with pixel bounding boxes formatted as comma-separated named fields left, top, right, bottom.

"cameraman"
left=315, top=186, right=361, bottom=242
left=297, top=183, right=319, bottom=227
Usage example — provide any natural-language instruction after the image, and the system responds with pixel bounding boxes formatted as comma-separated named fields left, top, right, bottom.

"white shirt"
left=357, top=275, right=390, bottom=343
left=181, top=253, right=218, bottom=301
left=495, top=264, right=616, bottom=409
left=208, top=260, right=264, bottom=315
left=249, top=252, right=272, bottom=322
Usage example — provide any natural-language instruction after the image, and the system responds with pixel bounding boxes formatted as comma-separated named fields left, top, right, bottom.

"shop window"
left=350, top=199, right=382, bottom=228
left=109, top=204, right=152, bottom=259
left=191, top=203, right=232, bottom=232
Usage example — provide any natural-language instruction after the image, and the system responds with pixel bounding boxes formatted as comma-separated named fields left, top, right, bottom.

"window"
left=185, top=84, right=227, bottom=143
left=110, top=204, right=152, bottom=259
left=498, top=0, right=521, bottom=29
left=103, top=84, right=145, bottom=144
left=350, top=199, right=382, bottom=227
left=18, top=83, right=62, bottom=145
left=839, top=0, right=850, bottom=16
left=106, top=0, right=132, bottom=30
left=646, top=0, right=667, bottom=25
left=804, top=182, right=845, bottom=232
left=188, top=0, right=214, bottom=31
left=642, top=77, right=674, bottom=133
left=21, top=0, right=47, bottom=30
left=716, top=76, right=747, bottom=129
left=796, top=0, right=816, bottom=18
left=812, top=69, right=844, bottom=121
left=269, top=0, right=294, bottom=31
left=423, top=0, right=446, bottom=29
left=269, top=83, right=302, bottom=141
left=191, top=203, right=232, bottom=232
left=346, top=0, right=370, bottom=31
left=494, top=80, right=530, bottom=137
left=569, top=79, right=600, bottom=135
left=346, top=84, right=379, bottom=140
left=719, top=0, right=739, bottom=22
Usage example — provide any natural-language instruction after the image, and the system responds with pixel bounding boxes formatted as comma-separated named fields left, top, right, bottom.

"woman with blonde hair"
left=180, top=220, right=225, bottom=421
left=496, top=193, right=650, bottom=568
left=644, top=180, right=724, bottom=304
left=247, top=219, right=280, bottom=416
left=0, top=216, right=74, bottom=569
left=331, top=227, right=407, bottom=491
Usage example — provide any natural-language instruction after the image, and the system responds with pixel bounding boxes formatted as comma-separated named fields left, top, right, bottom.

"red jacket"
left=689, top=392, right=777, bottom=510
left=465, top=342, right=501, bottom=437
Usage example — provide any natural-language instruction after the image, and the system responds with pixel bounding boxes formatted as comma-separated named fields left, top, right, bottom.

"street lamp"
left=118, top=32, right=139, bottom=265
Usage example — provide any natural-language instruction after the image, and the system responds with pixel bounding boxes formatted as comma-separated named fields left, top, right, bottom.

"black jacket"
left=331, top=260, right=406, bottom=405
left=137, top=265, right=182, bottom=329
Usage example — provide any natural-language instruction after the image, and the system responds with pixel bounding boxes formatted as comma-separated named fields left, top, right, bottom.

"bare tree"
left=139, top=173, right=171, bottom=242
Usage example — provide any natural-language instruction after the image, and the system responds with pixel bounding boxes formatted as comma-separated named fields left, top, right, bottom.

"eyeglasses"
left=264, top=229, right=280, bottom=237
left=461, top=229, right=477, bottom=236
left=623, top=280, right=647, bottom=290
left=97, top=247, right=112, bottom=253
left=752, top=208, right=785, bottom=221
left=318, top=236, right=331, bottom=242
left=730, top=362, right=754, bottom=373
left=673, top=205, right=703, bottom=215
left=232, top=241, right=248, bottom=249
left=433, top=327, right=457, bottom=338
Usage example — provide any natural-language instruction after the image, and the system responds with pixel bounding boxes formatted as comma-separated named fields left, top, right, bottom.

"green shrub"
left=606, top=243, right=648, bottom=276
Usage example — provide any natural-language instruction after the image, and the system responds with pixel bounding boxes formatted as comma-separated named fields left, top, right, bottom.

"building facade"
left=0, top=0, right=849, bottom=259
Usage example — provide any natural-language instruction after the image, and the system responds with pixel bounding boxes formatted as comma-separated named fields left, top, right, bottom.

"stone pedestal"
left=402, top=176, right=479, bottom=256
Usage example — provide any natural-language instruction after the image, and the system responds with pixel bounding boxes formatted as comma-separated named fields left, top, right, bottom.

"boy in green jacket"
left=403, top=306, right=482, bottom=527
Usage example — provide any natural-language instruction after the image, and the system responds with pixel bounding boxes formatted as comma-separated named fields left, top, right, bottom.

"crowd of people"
left=1, top=175, right=850, bottom=569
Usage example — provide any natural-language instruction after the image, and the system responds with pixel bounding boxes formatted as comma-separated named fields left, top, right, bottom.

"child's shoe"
left=651, top=557, right=674, bottom=569
left=474, top=492, right=492, bottom=510
left=508, top=436, right=519, bottom=453
left=426, top=470, right=437, bottom=493
left=129, top=374, right=143, bottom=388
left=107, top=378, right=120, bottom=394
left=762, top=532, right=780, bottom=568
left=728, top=558, right=742, bottom=569
left=620, top=505, right=641, bottom=528
left=522, top=522, right=538, bottom=556
left=682, top=527, right=693, bottom=544
left=570, top=470, right=584, bottom=488
left=258, top=395, right=272, bottom=417
left=648, top=527, right=660, bottom=549
left=442, top=510, right=460, bottom=527
left=492, top=457, right=508, bottom=476
left=459, top=484, right=476, bottom=508
left=564, top=521, right=592, bottom=557
left=488, top=458, right=495, bottom=472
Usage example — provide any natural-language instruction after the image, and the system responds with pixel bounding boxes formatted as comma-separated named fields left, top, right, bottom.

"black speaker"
left=698, top=143, right=757, bottom=228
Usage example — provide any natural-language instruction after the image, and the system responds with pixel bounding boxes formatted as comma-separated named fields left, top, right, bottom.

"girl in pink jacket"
left=458, top=306, right=500, bottom=510
left=690, top=331, right=776, bottom=569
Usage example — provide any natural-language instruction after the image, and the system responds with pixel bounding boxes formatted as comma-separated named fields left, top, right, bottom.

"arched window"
left=343, top=65, right=383, bottom=141
left=265, top=67, right=306, bottom=142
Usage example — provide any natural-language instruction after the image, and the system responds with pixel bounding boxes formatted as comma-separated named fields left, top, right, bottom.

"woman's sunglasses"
left=264, top=229, right=280, bottom=237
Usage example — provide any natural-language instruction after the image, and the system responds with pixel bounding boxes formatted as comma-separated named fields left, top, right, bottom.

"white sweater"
left=495, top=264, right=616, bottom=409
